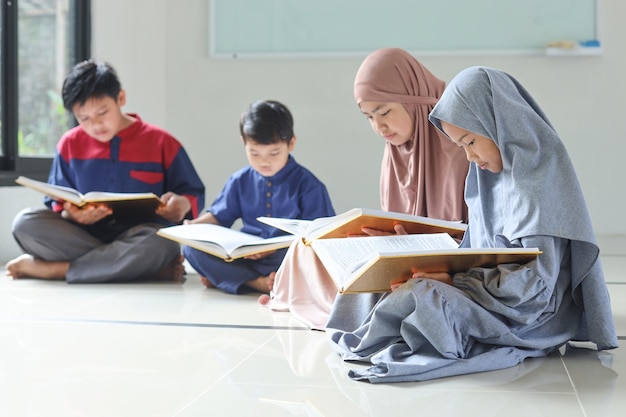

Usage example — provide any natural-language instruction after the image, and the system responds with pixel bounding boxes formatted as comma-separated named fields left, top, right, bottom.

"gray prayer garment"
left=326, top=66, right=618, bottom=383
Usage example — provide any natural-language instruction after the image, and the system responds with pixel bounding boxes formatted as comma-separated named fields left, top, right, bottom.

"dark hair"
left=62, top=59, right=122, bottom=111
left=239, top=100, right=294, bottom=145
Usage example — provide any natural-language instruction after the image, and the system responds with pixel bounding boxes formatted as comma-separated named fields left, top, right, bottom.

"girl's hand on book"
left=390, top=279, right=409, bottom=292
left=412, top=271, right=453, bottom=285
left=392, top=271, right=453, bottom=291
left=62, top=202, right=112, bottom=224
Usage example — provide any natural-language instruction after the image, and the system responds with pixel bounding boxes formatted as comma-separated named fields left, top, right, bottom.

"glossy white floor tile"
left=1, top=247, right=624, bottom=417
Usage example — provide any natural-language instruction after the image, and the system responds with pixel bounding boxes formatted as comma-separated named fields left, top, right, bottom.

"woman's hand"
left=360, top=224, right=408, bottom=236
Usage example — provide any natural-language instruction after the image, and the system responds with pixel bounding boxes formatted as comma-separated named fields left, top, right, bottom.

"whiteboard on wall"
left=209, top=0, right=599, bottom=58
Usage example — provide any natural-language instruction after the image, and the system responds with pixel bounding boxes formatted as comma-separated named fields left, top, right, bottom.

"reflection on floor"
left=1, top=235, right=624, bottom=416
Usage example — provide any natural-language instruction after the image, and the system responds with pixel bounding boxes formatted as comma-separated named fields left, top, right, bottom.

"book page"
left=16, top=176, right=84, bottom=205
left=312, top=208, right=467, bottom=241
left=256, top=213, right=351, bottom=236
left=260, top=208, right=366, bottom=240
left=340, top=247, right=542, bottom=294
left=311, top=233, right=458, bottom=281
left=82, top=191, right=160, bottom=202
left=159, top=224, right=265, bottom=253
left=158, top=224, right=294, bottom=256
left=256, top=217, right=313, bottom=236
left=16, top=176, right=160, bottom=206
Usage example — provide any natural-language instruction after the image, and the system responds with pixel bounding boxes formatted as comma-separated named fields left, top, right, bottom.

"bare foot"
left=258, top=293, right=271, bottom=305
left=267, top=271, right=276, bottom=291
left=154, top=254, right=185, bottom=282
left=5, top=254, right=68, bottom=280
left=245, top=271, right=276, bottom=294
left=200, top=276, right=214, bottom=288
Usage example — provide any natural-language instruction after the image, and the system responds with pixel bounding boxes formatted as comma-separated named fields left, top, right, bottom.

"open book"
left=16, top=176, right=162, bottom=218
left=310, top=233, right=541, bottom=294
left=257, top=207, right=467, bottom=243
left=156, top=223, right=295, bottom=261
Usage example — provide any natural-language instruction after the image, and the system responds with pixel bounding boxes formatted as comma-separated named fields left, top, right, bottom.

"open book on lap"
left=16, top=176, right=162, bottom=218
left=310, top=234, right=541, bottom=294
left=156, top=223, right=295, bottom=262
left=258, top=207, right=467, bottom=243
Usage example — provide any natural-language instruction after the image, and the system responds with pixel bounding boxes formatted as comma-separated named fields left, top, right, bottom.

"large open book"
left=310, top=233, right=541, bottom=294
left=16, top=176, right=162, bottom=218
left=156, top=223, right=295, bottom=261
left=257, top=207, right=467, bottom=243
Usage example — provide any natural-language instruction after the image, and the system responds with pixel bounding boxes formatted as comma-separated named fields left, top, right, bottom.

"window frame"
left=0, top=0, right=91, bottom=185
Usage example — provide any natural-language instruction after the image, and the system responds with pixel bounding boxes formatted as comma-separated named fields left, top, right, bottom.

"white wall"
left=1, top=0, right=624, bottom=261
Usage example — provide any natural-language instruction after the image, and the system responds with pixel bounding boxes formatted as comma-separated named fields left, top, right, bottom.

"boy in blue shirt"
left=183, top=100, right=335, bottom=294
left=6, top=59, right=205, bottom=283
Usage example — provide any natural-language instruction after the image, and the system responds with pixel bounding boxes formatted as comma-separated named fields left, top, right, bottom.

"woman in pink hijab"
left=260, top=48, right=469, bottom=329
left=359, top=48, right=468, bottom=220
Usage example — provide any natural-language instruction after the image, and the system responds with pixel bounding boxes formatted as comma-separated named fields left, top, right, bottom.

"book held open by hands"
left=156, top=223, right=295, bottom=261
left=311, top=234, right=541, bottom=294
left=257, top=207, right=468, bottom=243
left=257, top=207, right=538, bottom=294
left=16, top=176, right=163, bottom=218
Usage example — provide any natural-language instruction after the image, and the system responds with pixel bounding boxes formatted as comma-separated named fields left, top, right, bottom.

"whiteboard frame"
left=208, top=0, right=602, bottom=59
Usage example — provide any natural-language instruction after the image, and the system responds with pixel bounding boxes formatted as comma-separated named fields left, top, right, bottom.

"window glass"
left=18, top=0, right=72, bottom=157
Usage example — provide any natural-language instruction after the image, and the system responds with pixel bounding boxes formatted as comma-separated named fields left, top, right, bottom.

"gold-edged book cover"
left=310, top=234, right=541, bottom=294
left=16, top=176, right=162, bottom=217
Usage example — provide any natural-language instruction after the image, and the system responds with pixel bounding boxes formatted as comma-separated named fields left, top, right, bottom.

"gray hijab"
left=429, top=66, right=616, bottom=348
left=430, top=66, right=593, bottom=246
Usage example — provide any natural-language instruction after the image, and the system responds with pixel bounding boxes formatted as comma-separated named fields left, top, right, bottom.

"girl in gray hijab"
left=326, top=66, right=618, bottom=383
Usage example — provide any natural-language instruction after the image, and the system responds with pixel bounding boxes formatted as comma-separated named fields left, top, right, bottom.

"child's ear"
left=240, top=136, right=246, bottom=146
left=288, top=135, right=297, bottom=151
left=117, top=89, right=127, bottom=106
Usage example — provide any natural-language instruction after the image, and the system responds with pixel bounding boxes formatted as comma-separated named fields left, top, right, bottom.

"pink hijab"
left=354, top=48, right=468, bottom=222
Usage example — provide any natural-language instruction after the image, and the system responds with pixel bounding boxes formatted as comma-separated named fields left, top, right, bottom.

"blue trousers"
left=183, top=245, right=288, bottom=294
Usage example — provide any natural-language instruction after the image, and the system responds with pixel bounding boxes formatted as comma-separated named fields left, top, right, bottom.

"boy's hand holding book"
left=156, top=192, right=191, bottom=223
left=61, top=201, right=113, bottom=224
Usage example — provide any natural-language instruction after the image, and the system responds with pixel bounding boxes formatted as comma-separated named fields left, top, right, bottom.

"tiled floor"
left=1, top=236, right=624, bottom=417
